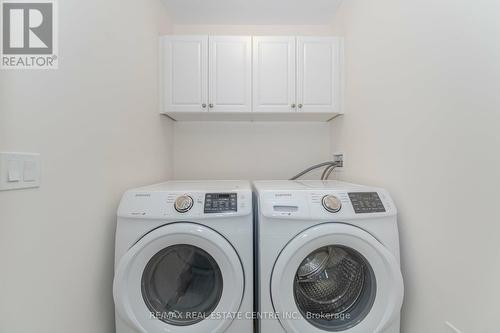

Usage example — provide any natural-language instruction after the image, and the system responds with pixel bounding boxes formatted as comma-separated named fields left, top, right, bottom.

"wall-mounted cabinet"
left=162, top=36, right=208, bottom=113
left=160, top=35, right=343, bottom=121
left=297, top=37, right=342, bottom=114
left=209, top=36, right=252, bottom=113
left=252, top=36, right=296, bottom=113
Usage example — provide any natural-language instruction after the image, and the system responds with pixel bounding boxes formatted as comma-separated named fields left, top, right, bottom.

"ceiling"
left=161, top=0, right=343, bottom=25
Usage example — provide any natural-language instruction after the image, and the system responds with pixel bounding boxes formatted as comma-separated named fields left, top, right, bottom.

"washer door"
left=271, top=223, right=403, bottom=333
left=113, top=223, right=244, bottom=333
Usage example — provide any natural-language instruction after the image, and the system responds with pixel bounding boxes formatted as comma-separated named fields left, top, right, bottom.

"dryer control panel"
left=204, top=193, right=238, bottom=213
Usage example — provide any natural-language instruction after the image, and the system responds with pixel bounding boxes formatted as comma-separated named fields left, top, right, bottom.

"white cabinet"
left=161, top=36, right=251, bottom=115
left=252, top=37, right=296, bottom=113
left=209, top=36, right=252, bottom=113
left=297, top=37, right=342, bottom=113
left=161, top=35, right=343, bottom=121
left=253, top=36, right=343, bottom=115
left=162, top=36, right=208, bottom=113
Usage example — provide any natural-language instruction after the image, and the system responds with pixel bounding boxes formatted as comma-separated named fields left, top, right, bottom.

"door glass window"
left=294, top=245, right=376, bottom=331
left=141, top=244, right=223, bottom=326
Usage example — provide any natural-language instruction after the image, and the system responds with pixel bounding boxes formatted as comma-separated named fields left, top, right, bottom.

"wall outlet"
left=445, top=321, right=463, bottom=333
left=333, top=152, right=344, bottom=168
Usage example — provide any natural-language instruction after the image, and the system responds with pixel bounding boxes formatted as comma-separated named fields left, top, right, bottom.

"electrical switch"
left=8, top=160, right=21, bottom=182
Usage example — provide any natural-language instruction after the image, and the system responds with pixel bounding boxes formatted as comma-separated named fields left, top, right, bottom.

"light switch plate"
left=0, top=152, right=40, bottom=191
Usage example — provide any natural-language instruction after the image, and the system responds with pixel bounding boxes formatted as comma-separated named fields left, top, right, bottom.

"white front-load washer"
left=113, top=181, right=253, bottom=333
left=254, top=180, right=404, bottom=333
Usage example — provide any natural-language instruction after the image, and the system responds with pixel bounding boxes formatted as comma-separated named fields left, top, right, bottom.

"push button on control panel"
left=204, top=193, right=237, bottom=213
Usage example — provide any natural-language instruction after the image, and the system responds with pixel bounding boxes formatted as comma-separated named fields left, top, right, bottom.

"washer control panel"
left=348, top=192, right=386, bottom=214
left=204, top=193, right=238, bottom=213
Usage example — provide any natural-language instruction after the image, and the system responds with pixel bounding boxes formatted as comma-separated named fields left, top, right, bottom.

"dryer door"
left=271, top=223, right=403, bottom=333
left=113, top=222, right=244, bottom=333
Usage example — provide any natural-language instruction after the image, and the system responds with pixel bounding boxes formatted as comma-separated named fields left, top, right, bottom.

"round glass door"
left=141, top=244, right=223, bottom=325
left=293, top=245, right=376, bottom=331
left=113, top=223, right=245, bottom=333
left=270, top=223, right=404, bottom=333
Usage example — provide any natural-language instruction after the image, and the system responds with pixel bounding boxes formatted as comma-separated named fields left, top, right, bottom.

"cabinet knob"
left=291, top=103, right=296, bottom=108
left=202, top=103, right=207, bottom=108
left=209, top=103, right=214, bottom=108
left=298, top=104, right=303, bottom=108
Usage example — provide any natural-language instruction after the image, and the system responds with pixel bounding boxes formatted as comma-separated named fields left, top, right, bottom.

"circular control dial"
left=174, top=195, right=194, bottom=213
left=322, top=195, right=342, bottom=213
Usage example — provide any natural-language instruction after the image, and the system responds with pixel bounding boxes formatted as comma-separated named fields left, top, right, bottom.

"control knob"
left=322, top=195, right=342, bottom=213
left=174, top=195, right=194, bottom=213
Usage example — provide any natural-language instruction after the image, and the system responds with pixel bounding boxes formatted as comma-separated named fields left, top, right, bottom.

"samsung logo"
left=135, top=193, right=151, bottom=197
left=275, top=193, right=292, bottom=197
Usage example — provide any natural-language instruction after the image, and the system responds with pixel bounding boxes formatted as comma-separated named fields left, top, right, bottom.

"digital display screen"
left=348, top=192, right=386, bottom=214
left=204, top=193, right=237, bottom=213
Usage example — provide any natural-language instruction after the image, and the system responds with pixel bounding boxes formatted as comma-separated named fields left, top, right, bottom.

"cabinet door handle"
left=209, top=103, right=214, bottom=108
left=202, top=103, right=207, bottom=108
left=298, top=104, right=303, bottom=108
left=291, top=103, right=296, bottom=108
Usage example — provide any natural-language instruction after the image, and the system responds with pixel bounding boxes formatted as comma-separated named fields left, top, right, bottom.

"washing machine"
left=254, top=180, right=404, bottom=333
left=113, top=180, right=253, bottom=333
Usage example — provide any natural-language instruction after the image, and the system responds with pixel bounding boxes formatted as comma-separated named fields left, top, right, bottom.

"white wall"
left=170, top=25, right=334, bottom=180
left=331, top=1, right=500, bottom=332
left=0, top=1, right=174, bottom=332
left=173, top=122, right=331, bottom=180
left=172, top=24, right=334, bottom=35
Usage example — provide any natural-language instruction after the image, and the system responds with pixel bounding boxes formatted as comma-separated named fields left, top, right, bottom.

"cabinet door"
left=297, top=37, right=342, bottom=113
left=162, top=36, right=208, bottom=113
left=209, top=36, right=252, bottom=113
left=253, top=36, right=296, bottom=113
